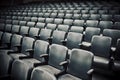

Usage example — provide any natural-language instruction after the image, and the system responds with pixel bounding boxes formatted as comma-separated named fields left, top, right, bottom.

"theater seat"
left=103, top=29, right=120, bottom=52
left=35, top=44, right=68, bottom=75
left=91, top=36, right=112, bottom=71
left=82, top=27, right=100, bottom=49
left=58, top=49, right=93, bottom=80
left=30, top=67, right=57, bottom=80
left=61, top=32, right=83, bottom=49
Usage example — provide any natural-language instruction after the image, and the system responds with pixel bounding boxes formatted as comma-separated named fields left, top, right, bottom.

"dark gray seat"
left=57, top=24, right=70, bottom=32
left=62, top=32, right=83, bottom=49
left=35, top=44, right=68, bottom=75
left=58, top=49, right=94, bottom=80
left=48, top=30, right=66, bottom=45
left=36, top=28, right=52, bottom=41
left=91, top=35, right=112, bottom=70
left=82, top=27, right=100, bottom=48
left=30, top=67, right=57, bottom=80
left=103, top=29, right=120, bottom=51
left=9, top=37, right=35, bottom=59
left=69, top=26, right=84, bottom=33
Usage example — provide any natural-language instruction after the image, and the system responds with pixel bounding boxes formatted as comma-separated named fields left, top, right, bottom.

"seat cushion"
left=93, top=56, right=109, bottom=69
left=22, top=58, right=41, bottom=65
left=10, top=53, right=27, bottom=59
left=58, top=74, right=81, bottom=80
left=37, top=65, right=61, bottom=75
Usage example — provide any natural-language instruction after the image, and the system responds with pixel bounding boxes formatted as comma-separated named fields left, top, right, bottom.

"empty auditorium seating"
left=0, top=0, right=120, bottom=80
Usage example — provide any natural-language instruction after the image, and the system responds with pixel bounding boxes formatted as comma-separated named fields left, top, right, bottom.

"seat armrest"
left=25, top=49, right=34, bottom=56
left=40, top=54, right=48, bottom=58
left=25, top=49, right=34, bottom=53
left=59, top=61, right=68, bottom=66
left=13, top=44, right=21, bottom=48
left=87, top=69, right=94, bottom=75
left=47, top=37, right=53, bottom=40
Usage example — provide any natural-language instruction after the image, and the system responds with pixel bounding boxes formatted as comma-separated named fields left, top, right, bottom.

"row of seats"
left=0, top=23, right=120, bottom=50
left=1, top=13, right=120, bottom=22
left=0, top=31, right=120, bottom=80
left=1, top=19, right=120, bottom=31
left=0, top=1, right=120, bottom=80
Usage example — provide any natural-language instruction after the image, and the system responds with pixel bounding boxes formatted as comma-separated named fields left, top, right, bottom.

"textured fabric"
left=10, top=53, right=27, bottom=59
left=93, top=56, right=109, bottom=69
left=37, top=65, right=61, bottom=75
left=31, top=67, right=57, bottom=80
left=58, top=74, right=81, bottom=80
left=22, top=58, right=41, bottom=65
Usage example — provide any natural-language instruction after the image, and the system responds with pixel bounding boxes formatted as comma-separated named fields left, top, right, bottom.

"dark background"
left=0, top=0, right=120, bottom=6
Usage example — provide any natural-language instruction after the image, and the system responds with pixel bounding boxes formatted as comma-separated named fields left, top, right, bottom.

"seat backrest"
left=11, top=60, right=33, bottom=80
left=48, top=44, right=68, bottom=70
left=63, top=19, right=73, bottom=25
left=64, top=13, right=73, bottom=19
left=28, top=27, right=40, bottom=37
left=50, top=13, right=57, bottom=18
left=1, top=32, right=12, bottom=44
left=12, top=20, right=19, bottom=25
left=31, top=67, right=57, bottom=80
left=57, top=13, right=65, bottom=18
left=66, top=32, right=83, bottom=49
left=73, top=20, right=85, bottom=26
left=86, top=20, right=99, bottom=28
left=4, top=24, right=12, bottom=32
left=81, top=14, right=90, bottom=20
left=72, top=14, right=81, bottom=19
left=91, top=35, right=111, bottom=58
left=101, top=14, right=112, bottom=21
left=19, top=21, right=27, bottom=26
left=11, top=34, right=22, bottom=51
left=52, top=30, right=66, bottom=44
left=20, top=26, right=30, bottom=35
left=69, top=26, right=84, bottom=33
left=103, top=29, right=120, bottom=47
left=39, top=29, right=52, bottom=41
left=54, top=18, right=63, bottom=24
left=98, top=21, right=113, bottom=33
left=31, top=17, right=38, bottom=22
left=46, top=23, right=57, bottom=30
left=0, top=23, right=5, bottom=31
left=27, top=22, right=35, bottom=27
left=35, top=22, right=45, bottom=29
left=33, top=40, right=49, bottom=61
left=84, top=27, right=100, bottom=42
left=11, top=25, right=20, bottom=34
left=21, top=37, right=35, bottom=55
left=67, top=49, right=93, bottom=80
left=38, top=17, right=45, bottom=23
left=45, top=18, right=54, bottom=23
left=57, top=24, right=70, bottom=32
left=89, top=14, right=100, bottom=20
